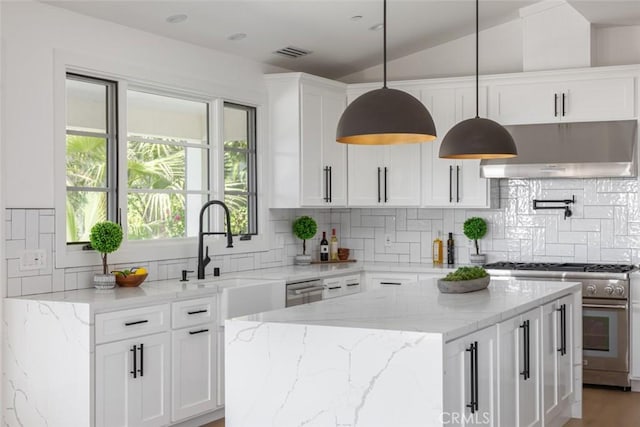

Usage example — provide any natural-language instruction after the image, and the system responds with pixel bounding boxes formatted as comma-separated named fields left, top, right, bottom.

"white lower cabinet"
left=498, top=308, right=542, bottom=427
left=171, top=324, right=216, bottom=422
left=541, top=295, right=574, bottom=424
left=444, top=325, right=497, bottom=427
left=95, top=332, right=171, bottom=427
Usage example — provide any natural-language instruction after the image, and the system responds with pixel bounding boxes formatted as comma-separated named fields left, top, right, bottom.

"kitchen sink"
left=210, top=277, right=286, bottom=320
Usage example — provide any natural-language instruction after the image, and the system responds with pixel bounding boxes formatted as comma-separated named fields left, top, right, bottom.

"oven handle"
left=291, top=286, right=325, bottom=295
left=583, top=303, right=627, bottom=310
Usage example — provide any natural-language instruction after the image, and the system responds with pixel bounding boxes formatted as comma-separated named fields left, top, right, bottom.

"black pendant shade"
left=336, top=0, right=436, bottom=145
left=439, top=117, right=517, bottom=159
left=336, top=88, right=437, bottom=145
left=438, top=0, right=517, bottom=159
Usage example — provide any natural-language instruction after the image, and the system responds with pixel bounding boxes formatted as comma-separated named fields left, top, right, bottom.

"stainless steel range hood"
left=480, top=120, right=638, bottom=178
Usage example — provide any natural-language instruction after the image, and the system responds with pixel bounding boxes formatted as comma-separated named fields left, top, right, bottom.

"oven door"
left=582, top=298, right=629, bottom=373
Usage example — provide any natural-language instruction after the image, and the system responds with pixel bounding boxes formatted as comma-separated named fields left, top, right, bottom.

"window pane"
left=127, top=193, right=186, bottom=240
left=66, top=135, right=107, bottom=187
left=128, top=90, right=207, bottom=143
left=66, top=191, right=107, bottom=243
left=224, top=106, right=248, bottom=149
left=66, top=78, right=107, bottom=133
left=186, top=193, right=208, bottom=238
left=127, top=141, right=185, bottom=190
left=224, top=150, right=248, bottom=192
left=224, top=193, right=249, bottom=235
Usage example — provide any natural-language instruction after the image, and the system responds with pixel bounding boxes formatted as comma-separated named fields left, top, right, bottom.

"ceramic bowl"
left=437, top=276, right=490, bottom=294
left=337, top=248, right=350, bottom=261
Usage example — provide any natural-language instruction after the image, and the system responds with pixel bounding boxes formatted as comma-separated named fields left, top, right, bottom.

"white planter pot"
left=469, top=254, right=486, bottom=265
left=295, top=254, right=312, bottom=265
left=93, top=273, right=116, bottom=290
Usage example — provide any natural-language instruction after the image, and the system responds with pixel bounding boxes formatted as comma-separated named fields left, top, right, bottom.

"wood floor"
left=202, top=387, right=640, bottom=427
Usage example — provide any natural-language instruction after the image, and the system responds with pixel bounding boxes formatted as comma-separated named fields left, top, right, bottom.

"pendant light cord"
left=475, top=0, right=479, bottom=119
left=383, top=0, right=388, bottom=89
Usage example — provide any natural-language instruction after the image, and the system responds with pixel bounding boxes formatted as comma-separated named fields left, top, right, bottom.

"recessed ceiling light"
left=350, top=15, right=363, bottom=21
left=369, top=23, right=384, bottom=31
left=227, top=33, right=247, bottom=41
left=166, top=14, right=188, bottom=24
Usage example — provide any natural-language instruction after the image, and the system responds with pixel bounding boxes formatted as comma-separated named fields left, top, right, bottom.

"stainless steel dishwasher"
left=285, top=279, right=324, bottom=307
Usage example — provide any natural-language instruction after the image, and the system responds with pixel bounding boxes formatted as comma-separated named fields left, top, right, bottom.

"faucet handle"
left=180, top=270, right=194, bottom=282
left=203, top=246, right=211, bottom=267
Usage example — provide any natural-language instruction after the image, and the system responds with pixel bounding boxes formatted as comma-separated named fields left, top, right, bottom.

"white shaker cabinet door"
left=171, top=325, right=216, bottom=422
left=347, top=145, right=385, bottom=206
left=384, top=143, right=421, bottom=206
left=96, top=332, right=171, bottom=427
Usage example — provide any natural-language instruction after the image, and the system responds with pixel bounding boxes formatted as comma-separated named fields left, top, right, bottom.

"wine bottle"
left=320, top=231, right=329, bottom=262
left=447, top=232, right=455, bottom=265
left=330, top=228, right=339, bottom=261
left=433, top=231, right=443, bottom=265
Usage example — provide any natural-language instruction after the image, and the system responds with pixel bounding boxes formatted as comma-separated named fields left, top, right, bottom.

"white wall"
left=339, top=19, right=640, bottom=84
left=1, top=1, right=286, bottom=209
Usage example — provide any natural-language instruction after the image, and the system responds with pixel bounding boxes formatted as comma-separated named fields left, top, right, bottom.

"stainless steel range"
left=485, top=262, right=636, bottom=390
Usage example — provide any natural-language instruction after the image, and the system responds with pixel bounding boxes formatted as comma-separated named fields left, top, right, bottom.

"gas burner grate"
left=485, top=262, right=636, bottom=274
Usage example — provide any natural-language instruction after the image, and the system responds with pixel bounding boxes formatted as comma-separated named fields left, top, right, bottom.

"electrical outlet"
left=384, top=234, right=393, bottom=247
left=19, top=249, right=47, bottom=271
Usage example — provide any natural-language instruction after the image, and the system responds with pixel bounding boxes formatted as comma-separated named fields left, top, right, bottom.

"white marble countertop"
left=238, top=278, right=581, bottom=341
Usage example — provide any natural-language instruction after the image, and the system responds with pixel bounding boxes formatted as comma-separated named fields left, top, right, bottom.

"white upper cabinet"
left=421, top=85, right=495, bottom=208
left=267, top=73, right=347, bottom=208
left=346, top=87, right=421, bottom=207
left=489, top=75, right=635, bottom=125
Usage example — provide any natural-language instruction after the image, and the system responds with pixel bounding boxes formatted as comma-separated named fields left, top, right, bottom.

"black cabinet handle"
left=520, top=320, right=530, bottom=380
left=562, top=93, right=566, bottom=117
left=377, top=167, right=381, bottom=203
left=130, top=345, right=137, bottom=379
left=384, top=167, right=388, bottom=203
left=187, top=309, right=208, bottom=315
left=380, top=281, right=402, bottom=285
left=557, top=304, right=567, bottom=356
left=124, top=320, right=149, bottom=327
left=323, top=166, right=329, bottom=203
left=189, top=328, right=210, bottom=335
left=456, top=166, right=460, bottom=203
left=329, top=166, right=332, bottom=203
left=466, top=341, right=479, bottom=413
left=346, top=283, right=359, bottom=287
left=449, top=165, right=453, bottom=203
left=138, top=343, right=144, bottom=377
left=554, top=93, right=558, bottom=117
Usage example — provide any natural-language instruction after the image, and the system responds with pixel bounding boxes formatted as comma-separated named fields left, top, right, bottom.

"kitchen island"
left=226, top=278, right=582, bottom=427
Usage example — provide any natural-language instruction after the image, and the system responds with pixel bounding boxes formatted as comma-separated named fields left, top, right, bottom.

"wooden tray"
left=310, top=259, right=357, bottom=264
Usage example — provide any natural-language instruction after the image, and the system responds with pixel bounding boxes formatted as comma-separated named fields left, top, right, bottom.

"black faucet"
left=197, top=200, right=233, bottom=279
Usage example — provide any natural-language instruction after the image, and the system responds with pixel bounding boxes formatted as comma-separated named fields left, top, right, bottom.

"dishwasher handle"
left=292, top=285, right=325, bottom=295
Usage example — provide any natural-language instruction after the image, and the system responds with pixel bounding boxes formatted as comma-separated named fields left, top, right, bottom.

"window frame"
left=54, top=52, right=269, bottom=270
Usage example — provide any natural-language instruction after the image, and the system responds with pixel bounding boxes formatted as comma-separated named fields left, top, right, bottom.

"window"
left=64, top=72, right=260, bottom=248
left=65, top=74, right=117, bottom=243
left=223, top=103, right=258, bottom=235
left=126, top=90, right=210, bottom=240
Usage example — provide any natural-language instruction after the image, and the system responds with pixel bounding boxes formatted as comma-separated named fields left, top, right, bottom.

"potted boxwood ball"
left=438, top=266, right=490, bottom=294
left=292, top=216, right=317, bottom=265
left=90, top=221, right=123, bottom=289
left=464, top=216, right=488, bottom=265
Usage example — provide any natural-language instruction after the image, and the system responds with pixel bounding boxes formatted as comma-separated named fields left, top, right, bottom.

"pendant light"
left=336, top=0, right=436, bottom=145
left=439, top=0, right=517, bottom=159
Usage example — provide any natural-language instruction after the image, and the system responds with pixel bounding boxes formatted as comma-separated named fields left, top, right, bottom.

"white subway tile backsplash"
left=5, top=176, right=640, bottom=296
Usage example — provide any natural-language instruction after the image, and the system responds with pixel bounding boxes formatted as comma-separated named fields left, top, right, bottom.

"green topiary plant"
left=90, top=221, right=124, bottom=274
left=442, top=266, right=488, bottom=281
left=292, top=216, right=317, bottom=255
left=463, top=217, right=488, bottom=255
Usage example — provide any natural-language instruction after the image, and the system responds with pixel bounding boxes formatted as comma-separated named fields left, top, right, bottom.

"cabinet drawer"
left=322, top=277, right=343, bottom=299
left=172, top=296, right=217, bottom=329
left=96, top=304, right=170, bottom=344
left=343, top=275, right=361, bottom=296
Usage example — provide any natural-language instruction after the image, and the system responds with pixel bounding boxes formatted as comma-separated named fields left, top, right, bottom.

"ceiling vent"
left=273, top=46, right=312, bottom=59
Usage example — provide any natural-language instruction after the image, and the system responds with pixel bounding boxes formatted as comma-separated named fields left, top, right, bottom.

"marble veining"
left=241, top=279, right=581, bottom=341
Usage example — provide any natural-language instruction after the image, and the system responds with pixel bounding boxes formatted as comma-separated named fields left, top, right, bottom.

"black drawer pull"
left=124, top=320, right=149, bottom=327
left=187, top=309, right=208, bottom=315
left=380, top=281, right=401, bottom=285
left=327, top=286, right=341, bottom=290
left=346, top=283, right=359, bottom=287
left=189, top=329, right=210, bottom=335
